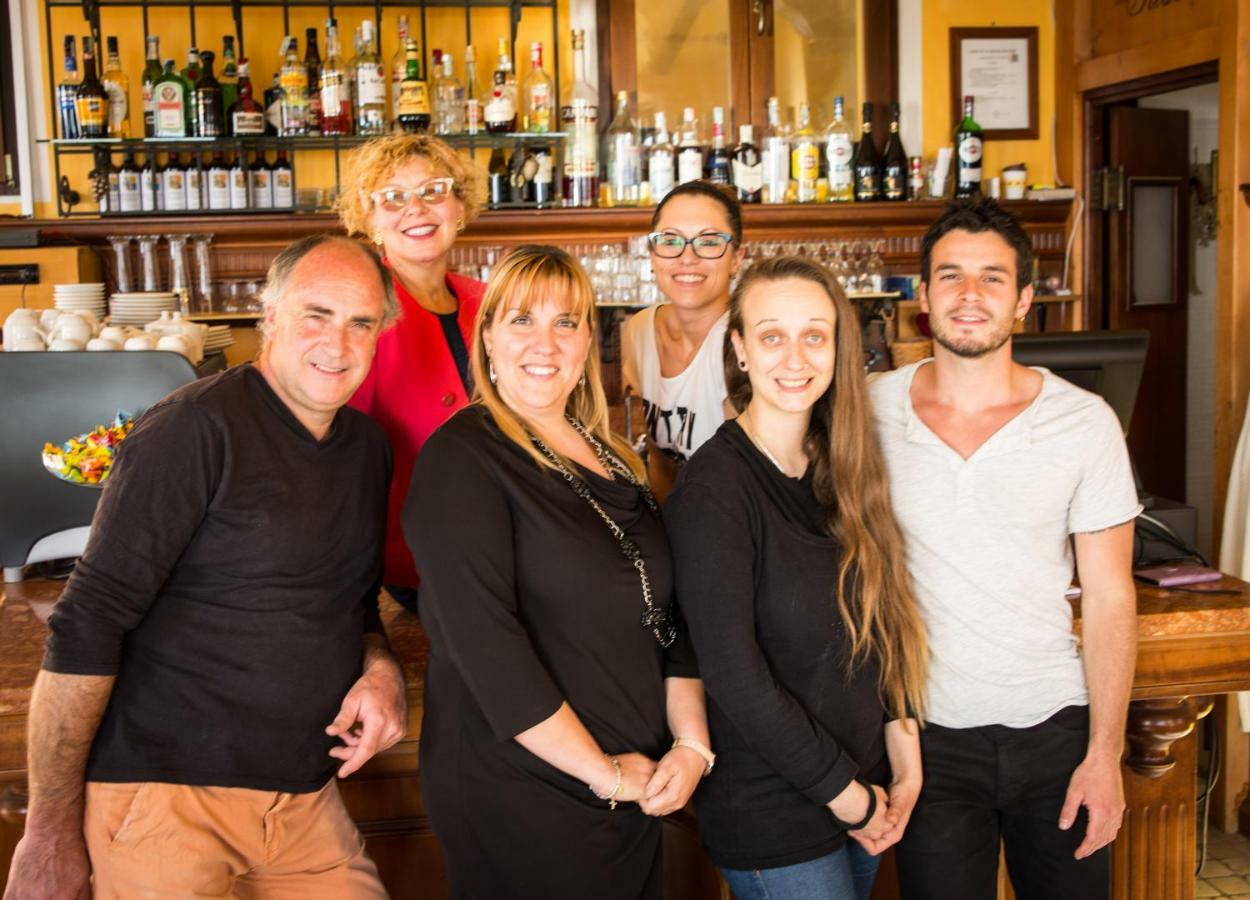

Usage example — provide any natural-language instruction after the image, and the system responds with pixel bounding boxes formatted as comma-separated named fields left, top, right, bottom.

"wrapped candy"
left=41, top=413, right=135, bottom=486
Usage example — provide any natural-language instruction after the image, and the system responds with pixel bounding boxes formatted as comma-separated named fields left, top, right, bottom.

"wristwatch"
left=672, top=736, right=716, bottom=776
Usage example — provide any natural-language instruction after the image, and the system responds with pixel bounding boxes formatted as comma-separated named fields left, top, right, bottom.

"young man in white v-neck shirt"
left=869, top=199, right=1140, bottom=899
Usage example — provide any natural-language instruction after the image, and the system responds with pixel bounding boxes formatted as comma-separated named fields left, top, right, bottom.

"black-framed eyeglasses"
left=369, top=177, right=457, bottom=212
left=646, top=231, right=736, bottom=259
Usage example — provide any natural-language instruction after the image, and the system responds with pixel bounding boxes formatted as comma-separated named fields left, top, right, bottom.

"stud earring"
left=488, top=359, right=497, bottom=384
left=738, top=359, right=748, bottom=371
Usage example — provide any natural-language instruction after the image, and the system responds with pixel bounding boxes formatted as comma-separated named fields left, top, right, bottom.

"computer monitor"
left=1011, top=330, right=1150, bottom=435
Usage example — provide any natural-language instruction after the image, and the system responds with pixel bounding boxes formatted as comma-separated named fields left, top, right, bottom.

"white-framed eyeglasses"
left=369, top=177, right=457, bottom=211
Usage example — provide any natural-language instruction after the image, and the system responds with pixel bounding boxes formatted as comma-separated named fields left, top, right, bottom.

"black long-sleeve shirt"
left=665, top=420, right=889, bottom=870
left=42, top=363, right=391, bottom=793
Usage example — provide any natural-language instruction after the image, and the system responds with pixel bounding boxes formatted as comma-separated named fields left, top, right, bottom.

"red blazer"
left=349, top=271, right=486, bottom=588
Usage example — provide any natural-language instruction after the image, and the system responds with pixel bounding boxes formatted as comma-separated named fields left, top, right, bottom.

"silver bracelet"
left=589, top=755, right=623, bottom=810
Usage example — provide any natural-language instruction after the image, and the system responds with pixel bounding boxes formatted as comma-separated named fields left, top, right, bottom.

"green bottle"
left=141, top=36, right=164, bottom=137
left=152, top=59, right=191, bottom=137
left=953, top=95, right=984, bottom=198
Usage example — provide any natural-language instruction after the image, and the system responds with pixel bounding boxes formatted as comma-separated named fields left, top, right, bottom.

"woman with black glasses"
left=621, top=181, right=745, bottom=501
left=337, top=133, right=485, bottom=611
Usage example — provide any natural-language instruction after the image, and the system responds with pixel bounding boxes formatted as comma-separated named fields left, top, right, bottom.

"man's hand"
left=326, top=651, right=407, bottom=778
left=1059, top=750, right=1125, bottom=859
left=638, top=746, right=705, bottom=817
left=873, top=771, right=922, bottom=851
left=4, top=828, right=91, bottom=900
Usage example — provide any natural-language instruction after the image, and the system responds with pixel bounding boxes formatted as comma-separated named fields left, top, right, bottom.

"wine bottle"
left=162, top=153, right=188, bottom=212
left=141, top=37, right=162, bottom=137
left=881, top=102, right=908, bottom=201
left=220, top=36, right=239, bottom=111
left=184, top=154, right=203, bottom=211
left=732, top=124, right=762, bottom=204
left=272, top=149, right=294, bottom=208
left=206, top=151, right=230, bottom=210
left=954, top=95, right=984, bottom=198
left=118, top=150, right=141, bottom=212
left=852, top=101, right=881, bottom=202
left=229, top=152, right=250, bottom=210
left=706, top=107, right=731, bottom=185
left=250, top=151, right=273, bottom=209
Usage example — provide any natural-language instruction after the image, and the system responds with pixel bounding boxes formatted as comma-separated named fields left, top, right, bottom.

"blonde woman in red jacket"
left=338, top=134, right=486, bottom=609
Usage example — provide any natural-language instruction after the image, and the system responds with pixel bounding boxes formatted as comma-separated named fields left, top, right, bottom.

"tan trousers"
left=84, top=779, right=388, bottom=899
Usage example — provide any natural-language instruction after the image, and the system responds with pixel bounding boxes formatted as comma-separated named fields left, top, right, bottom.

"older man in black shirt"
left=5, top=235, right=406, bottom=900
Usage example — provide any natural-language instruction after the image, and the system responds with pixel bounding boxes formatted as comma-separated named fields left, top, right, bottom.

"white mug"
left=87, top=337, right=121, bottom=351
left=48, top=338, right=85, bottom=351
left=124, top=335, right=156, bottom=351
left=10, top=334, right=46, bottom=352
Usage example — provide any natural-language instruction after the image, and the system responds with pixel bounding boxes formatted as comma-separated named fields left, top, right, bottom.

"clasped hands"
left=829, top=774, right=922, bottom=856
left=594, top=745, right=708, bottom=817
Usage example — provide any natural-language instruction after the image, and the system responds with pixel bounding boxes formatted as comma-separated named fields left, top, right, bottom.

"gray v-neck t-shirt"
left=870, top=361, right=1141, bottom=729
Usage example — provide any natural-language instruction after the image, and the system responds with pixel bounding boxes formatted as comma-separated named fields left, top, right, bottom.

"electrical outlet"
left=0, top=264, right=39, bottom=285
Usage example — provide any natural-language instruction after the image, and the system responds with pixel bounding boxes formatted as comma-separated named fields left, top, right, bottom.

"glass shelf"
left=45, top=133, right=568, bottom=152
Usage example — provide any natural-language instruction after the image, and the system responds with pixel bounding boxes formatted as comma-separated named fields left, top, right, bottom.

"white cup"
left=99, top=325, right=127, bottom=344
left=51, top=313, right=93, bottom=345
left=10, top=334, right=46, bottom=352
left=87, top=337, right=121, bottom=351
left=156, top=334, right=193, bottom=358
left=4, top=321, right=44, bottom=349
left=124, top=335, right=156, bottom=351
left=1003, top=167, right=1027, bottom=200
left=48, top=338, right=85, bottom=351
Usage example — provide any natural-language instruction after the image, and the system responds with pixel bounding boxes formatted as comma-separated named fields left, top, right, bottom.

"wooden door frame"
left=1081, top=61, right=1217, bottom=331
left=596, top=0, right=898, bottom=134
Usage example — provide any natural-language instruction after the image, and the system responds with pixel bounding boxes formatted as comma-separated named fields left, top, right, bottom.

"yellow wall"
left=36, top=1, right=572, bottom=218
left=921, top=0, right=1056, bottom=186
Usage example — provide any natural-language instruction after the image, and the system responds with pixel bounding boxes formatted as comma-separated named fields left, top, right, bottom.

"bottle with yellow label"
left=790, top=102, right=820, bottom=204
left=75, top=36, right=110, bottom=139
left=397, top=39, right=431, bottom=133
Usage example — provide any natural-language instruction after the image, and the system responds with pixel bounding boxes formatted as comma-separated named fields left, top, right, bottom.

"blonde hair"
left=471, top=245, right=646, bottom=482
left=726, top=256, right=929, bottom=722
left=336, top=134, right=486, bottom=237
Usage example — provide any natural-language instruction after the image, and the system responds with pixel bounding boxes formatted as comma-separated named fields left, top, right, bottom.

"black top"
left=43, top=364, right=391, bottom=793
left=435, top=308, right=472, bottom=394
left=404, top=406, right=696, bottom=900
left=665, top=420, right=889, bottom=871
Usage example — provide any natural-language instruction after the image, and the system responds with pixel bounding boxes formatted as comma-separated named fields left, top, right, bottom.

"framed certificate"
left=950, top=27, right=1039, bottom=140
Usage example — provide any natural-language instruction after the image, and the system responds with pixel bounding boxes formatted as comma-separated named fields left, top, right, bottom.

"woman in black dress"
left=665, top=256, right=929, bottom=900
left=404, top=245, right=711, bottom=900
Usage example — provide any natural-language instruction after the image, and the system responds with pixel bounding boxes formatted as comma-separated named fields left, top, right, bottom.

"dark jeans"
left=895, top=705, right=1110, bottom=900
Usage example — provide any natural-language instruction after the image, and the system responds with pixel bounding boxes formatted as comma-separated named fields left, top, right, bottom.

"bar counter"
left=2, top=575, right=1249, bottom=899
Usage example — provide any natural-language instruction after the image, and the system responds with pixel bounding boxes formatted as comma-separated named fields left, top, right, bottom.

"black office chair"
left=0, top=351, right=197, bottom=582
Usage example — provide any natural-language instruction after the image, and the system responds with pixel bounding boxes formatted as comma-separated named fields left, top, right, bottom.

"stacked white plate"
left=109, top=292, right=179, bottom=326
left=203, top=325, right=233, bottom=354
left=53, top=283, right=107, bottom=318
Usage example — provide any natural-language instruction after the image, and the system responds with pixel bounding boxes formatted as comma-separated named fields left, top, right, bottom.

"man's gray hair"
left=257, top=235, right=399, bottom=340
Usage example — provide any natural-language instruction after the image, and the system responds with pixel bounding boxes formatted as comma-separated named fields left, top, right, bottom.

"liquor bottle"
left=152, top=59, right=190, bottom=137
left=250, top=151, right=273, bottom=209
left=603, top=90, right=640, bottom=207
left=464, top=44, right=482, bottom=132
left=532, top=143, right=554, bottom=206
left=139, top=154, right=157, bottom=210
left=487, top=145, right=508, bottom=207
left=264, top=47, right=284, bottom=137
left=523, top=42, right=554, bottom=133
left=354, top=20, right=386, bottom=136
left=732, top=124, right=762, bottom=203
left=141, top=37, right=162, bottom=137
left=953, top=95, right=984, bottom=198
left=761, top=96, right=791, bottom=204
left=494, top=39, right=519, bottom=123
left=676, top=107, right=703, bottom=185
left=119, top=150, right=141, bottom=212
left=881, top=102, right=908, bottom=201
left=74, top=37, right=109, bottom=140
left=434, top=52, right=465, bottom=134
left=561, top=29, right=598, bottom=207
left=507, top=146, right=528, bottom=203
left=229, top=152, right=250, bottom=209
left=484, top=73, right=517, bottom=133
left=390, top=15, right=410, bottom=124
left=645, top=111, right=675, bottom=204
left=106, top=157, right=121, bottom=213
left=181, top=48, right=202, bottom=88
left=304, top=27, right=323, bottom=135
left=203, top=151, right=227, bottom=210
left=272, top=149, right=294, bottom=208
left=397, top=39, right=431, bottom=133
left=192, top=50, right=225, bottom=137
left=790, top=102, right=820, bottom=203
left=228, top=58, right=266, bottom=135
left=706, top=107, right=731, bottom=185
left=184, top=154, right=203, bottom=211
left=852, top=101, right=882, bottom=202
left=279, top=36, right=308, bottom=136
left=102, top=37, right=130, bottom=138
left=319, top=20, right=352, bottom=135
left=57, top=37, right=80, bottom=140
left=220, top=36, right=239, bottom=112
left=824, top=96, right=854, bottom=202
left=163, top=153, right=188, bottom=211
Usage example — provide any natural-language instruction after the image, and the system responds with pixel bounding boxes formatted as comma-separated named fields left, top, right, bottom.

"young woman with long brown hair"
left=665, top=256, right=928, bottom=900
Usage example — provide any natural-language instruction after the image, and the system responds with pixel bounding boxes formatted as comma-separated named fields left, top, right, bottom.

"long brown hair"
left=725, top=256, right=928, bottom=721
left=471, top=245, right=646, bottom=482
